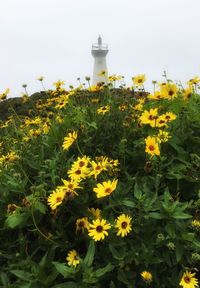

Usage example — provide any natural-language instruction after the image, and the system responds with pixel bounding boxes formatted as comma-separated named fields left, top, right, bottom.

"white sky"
left=1, top=0, right=200, bottom=97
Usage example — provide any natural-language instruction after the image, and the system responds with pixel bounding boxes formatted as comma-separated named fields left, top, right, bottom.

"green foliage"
left=0, top=84, right=200, bottom=287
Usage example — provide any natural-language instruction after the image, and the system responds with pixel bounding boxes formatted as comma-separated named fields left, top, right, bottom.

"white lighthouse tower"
left=91, top=35, right=108, bottom=85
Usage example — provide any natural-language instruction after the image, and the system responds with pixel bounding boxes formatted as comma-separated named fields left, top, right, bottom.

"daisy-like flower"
left=187, top=76, right=200, bottom=86
left=132, top=74, right=146, bottom=86
left=115, top=214, right=132, bottom=237
left=0, top=88, right=10, bottom=101
left=60, top=178, right=82, bottom=191
left=161, top=83, right=178, bottom=99
left=162, top=112, right=176, bottom=122
left=53, top=80, right=65, bottom=89
left=67, top=165, right=89, bottom=181
left=66, top=250, right=80, bottom=267
left=141, top=271, right=153, bottom=283
left=148, top=90, right=164, bottom=100
left=156, top=130, right=171, bottom=143
left=156, top=115, right=167, bottom=128
left=145, top=136, right=160, bottom=157
left=98, top=70, right=107, bottom=77
left=93, top=179, right=118, bottom=198
left=88, top=207, right=102, bottom=219
left=71, top=156, right=91, bottom=169
left=88, top=218, right=111, bottom=241
left=62, top=131, right=77, bottom=151
left=47, top=189, right=66, bottom=210
left=191, top=219, right=200, bottom=231
left=183, top=87, right=193, bottom=101
left=89, top=160, right=108, bottom=179
left=179, top=270, right=199, bottom=288
left=139, top=108, right=158, bottom=127
left=76, top=217, right=89, bottom=233
left=97, top=105, right=110, bottom=115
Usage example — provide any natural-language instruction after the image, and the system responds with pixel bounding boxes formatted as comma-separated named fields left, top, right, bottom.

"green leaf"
left=52, top=282, right=78, bottom=288
left=5, top=212, right=29, bottom=229
left=10, top=270, right=32, bottom=281
left=109, top=244, right=125, bottom=260
left=149, top=212, right=164, bottom=219
left=134, top=183, right=142, bottom=200
left=121, top=199, right=135, bottom=208
left=34, top=201, right=47, bottom=214
left=172, top=212, right=192, bottom=219
left=94, top=263, right=114, bottom=278
left=52, top=262, right=74, bottom=278
left=86, top=121, right=97, bottom=129
left=175, top=244, right=183, bottom=262
left=83, top=240, right=95, bottom=267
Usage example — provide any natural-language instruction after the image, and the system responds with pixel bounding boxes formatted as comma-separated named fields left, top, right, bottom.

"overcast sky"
left=1, top=0, right=200, bottom=97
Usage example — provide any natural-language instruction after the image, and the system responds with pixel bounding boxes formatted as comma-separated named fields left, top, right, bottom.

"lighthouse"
left=91, top=35, right=108, bottom=85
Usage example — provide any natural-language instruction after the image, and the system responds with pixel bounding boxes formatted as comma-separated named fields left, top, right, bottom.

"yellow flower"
left=191, top=219, right=200, bottom=230
left=88, top=218, right=111, bottom=241
left=76, top=217, right=89, bottom=233
left=97, top=105, right=110, bottom=115
left=60, top=178, right=82, bottom=192
left=0, top=88, right=10, bottom=101
left=88, top=207, right=102, bottom=219
left=162, top=112, right=176, bottom=122
left=62, top=131, right=78, bottom=151
left=53, top=80, right=65, bottom=89
left=183, top=87, right=193, bottom=101
left=89, top=160, right=108, bottom=179
left=98, top=70, right=107, bottom=77
left=141, top=271, right=153, bottom=282
left=156, top=115, right=167, bottom=128
left=148, top=90, right=165, bottom=100
left=66, top=250, right=80, bottom=267
left=179, top=270, right=198, bottom=288
left=145, top=136, right=160, bottom=157
left=89, top=85, right=102, bottom=92
left=139, top=108, right=158, bottom=127
left=67, top=165, right=89, bottom=181
left=71, top=156, right=90, bottom=170
left=132, top=74, right=146, bottom=86
left=93, top=179, right=118, bottom=198
left=187, top=76, right=200, bottom=86
left=156, top=130, right=171, bottom=143
left=115, top=214, right=132, bottom=237
left=108, top=74, right=122, bottom=82
left=47, top=189, right=66, bottom=210
left=161, top=83, right=178, bottom=99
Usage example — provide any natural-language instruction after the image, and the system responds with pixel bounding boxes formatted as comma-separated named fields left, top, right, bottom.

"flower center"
left=168, top=90, right=174, bottom=96
left=78, top=221, right=85, bottom=227
left=75, top=169, right=81, bottom=175
left=56, top=197, right=62, bottom=203
left=79, top=161, right=85, bottom=167
left=148, top=115, right=154, bottom=120
left=96, top=165, right=101, bottom=170
left=105, top=188, right=112, bottom=194
left=149, top=145, right=155, bottom=151
left=138, top=79, right=143, bottom=83
left=121, top=221, right=128, bottom=229
left=68, top=184, right=74, bottom=189
left=184, top=276, right=191, bottom=283
left=96, top=225, right=103, bottom=233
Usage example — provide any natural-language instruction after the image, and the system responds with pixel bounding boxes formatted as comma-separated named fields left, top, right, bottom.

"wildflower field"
left=0, top=75, right=200, bottom=288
